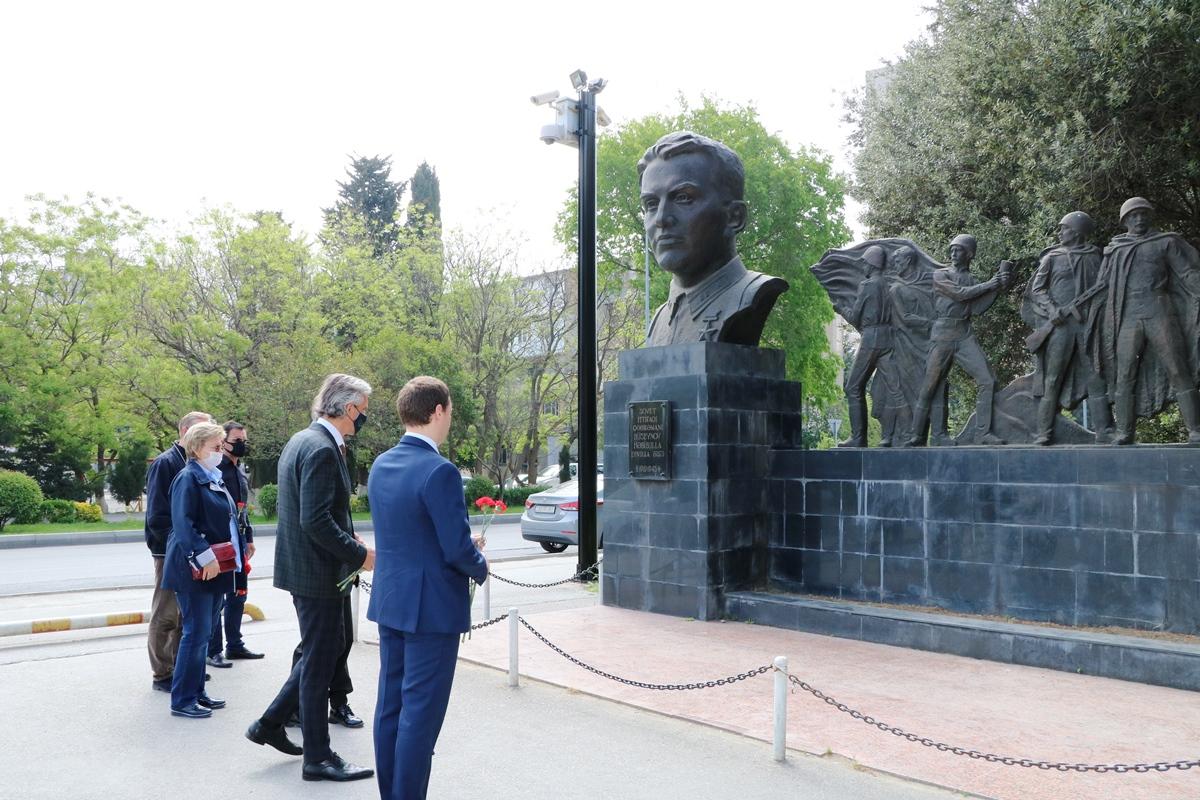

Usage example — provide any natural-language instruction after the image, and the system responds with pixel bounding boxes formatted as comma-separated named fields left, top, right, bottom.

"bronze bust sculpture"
left=639, top=131, right=789, bottom=347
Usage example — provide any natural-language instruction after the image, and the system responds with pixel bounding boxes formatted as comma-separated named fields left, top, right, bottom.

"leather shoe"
left=246, top=720, right=303, bottom=756
left=197, top=693, right=226, bottom=710
left=302, top=753, right=373, bottom=782
left=206, top=654, right=233, bottom=668
left=285, top=710, right=301, bottom=728
left=225, top=647, right=264, bottom=660
left=171, top=703, right=212, bottom=719
left=205, top=672, right=211, bottom=681
left=152, top=678, right=171, bottom=693
left=329, top=704, right=364, bottom=728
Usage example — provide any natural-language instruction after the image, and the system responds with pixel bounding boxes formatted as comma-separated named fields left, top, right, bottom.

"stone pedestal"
left=601, top=343, right=803, bottom=620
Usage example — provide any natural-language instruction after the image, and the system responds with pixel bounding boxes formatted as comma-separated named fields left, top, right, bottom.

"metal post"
left=483, top=575, right=491, bottom=620
left=773, top=656, right=788, bottom=762
left=508, top=607, right=520, bottom=687
left=351, top=583, right=361, bottom=643
left=576, top=82, right=600, bottom=579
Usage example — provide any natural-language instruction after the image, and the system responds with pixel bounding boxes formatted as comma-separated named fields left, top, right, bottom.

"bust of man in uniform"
left=639, top=131, right=789, bottom=347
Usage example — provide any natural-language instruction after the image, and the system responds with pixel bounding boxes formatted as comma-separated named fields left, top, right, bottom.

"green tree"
left=323, top=155, right=407, bottom=257
left=848, top=0, right=1200, bottom=431
left=406, top=161, right=442, bottom=232
left=108, top=435, right=151, bottom=508
left=558, top=97, right=851, bottom=405
left=0, top=195, right=151, bottom=494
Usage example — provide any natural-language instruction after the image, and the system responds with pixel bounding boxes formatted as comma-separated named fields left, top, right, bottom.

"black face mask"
left=353, top=410, right=368, bottom=434
left=228, top=440, right=247, bottom=458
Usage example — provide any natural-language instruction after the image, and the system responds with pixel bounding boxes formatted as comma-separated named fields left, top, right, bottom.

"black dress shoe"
left=329, top=704, right=364, bottom=728
left=152, top=678, right=171, bottom=692
left=285, top=710, right=301, bottom=728
left=225, top=647, right=265, bottom=660
left=302, top=753, right=373, bottom=782
left=171, top=703, right=212, bottom=719
left=246, top=719, right=303, bottom=756
left=198, top=693, right=226, bottom=710
left=206, top=654, right=233, bottom=668
left=205, top=672, right=212, bottom=681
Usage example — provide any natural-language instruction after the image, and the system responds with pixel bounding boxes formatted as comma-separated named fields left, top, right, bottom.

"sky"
left=0, top=0, right=933, bottom=267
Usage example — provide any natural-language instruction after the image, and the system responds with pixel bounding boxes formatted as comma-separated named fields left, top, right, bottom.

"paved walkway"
left=459, top=603, right=1200, bottom=800
left=1, top=609, right=952, bottom=799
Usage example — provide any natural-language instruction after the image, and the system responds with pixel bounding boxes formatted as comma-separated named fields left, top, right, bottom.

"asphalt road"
left=0, top=521, right=550, bottom=597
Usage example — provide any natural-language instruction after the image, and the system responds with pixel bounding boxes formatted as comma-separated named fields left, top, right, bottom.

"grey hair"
left=311, top=373, right=372, bottom=419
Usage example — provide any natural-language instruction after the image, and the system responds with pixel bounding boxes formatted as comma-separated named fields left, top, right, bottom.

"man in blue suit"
left=367, top=376, right=488, bottom=800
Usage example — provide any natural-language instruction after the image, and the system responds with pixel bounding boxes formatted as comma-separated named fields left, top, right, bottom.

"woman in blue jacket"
left=162, top=420, right=245, bottom=719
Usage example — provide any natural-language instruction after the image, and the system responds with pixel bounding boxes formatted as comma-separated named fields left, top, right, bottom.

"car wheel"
left=540, top=541, right=568, bottom=553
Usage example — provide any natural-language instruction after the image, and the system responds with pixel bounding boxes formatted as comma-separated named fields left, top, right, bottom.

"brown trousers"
left=148, top=557, right=181, bottom=680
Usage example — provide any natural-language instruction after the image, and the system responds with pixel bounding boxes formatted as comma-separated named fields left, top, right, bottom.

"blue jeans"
left=207, top=591, right=247, bottom=656
left=172, top=592, right=216, bottom=709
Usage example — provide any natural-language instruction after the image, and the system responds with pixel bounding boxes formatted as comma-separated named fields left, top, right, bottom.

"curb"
left=0, top=513, right=521, bottom=550
left=0, top=603, right=266, bottom=637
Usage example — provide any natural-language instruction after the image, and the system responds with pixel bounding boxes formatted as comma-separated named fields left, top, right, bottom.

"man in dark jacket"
left=246, top=374, right=375, bottom=783
left=207, top=420, right=262, bottom=665
left=145, top=410, right=212, bottom=692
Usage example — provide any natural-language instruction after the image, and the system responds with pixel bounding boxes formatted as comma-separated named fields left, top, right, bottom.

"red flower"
left=496, top=501, right=508, bottom=513
left=475, top=496, right=496, bottom=509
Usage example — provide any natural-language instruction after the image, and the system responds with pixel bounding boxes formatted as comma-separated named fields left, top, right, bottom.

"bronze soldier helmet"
left=1059, top=211, right=1094, bottom=236
left=949, top=233, right=977, bottom=257
left=862, top=245, right=886, bottom=274
left=1119, top=197, right=1154, bottom=222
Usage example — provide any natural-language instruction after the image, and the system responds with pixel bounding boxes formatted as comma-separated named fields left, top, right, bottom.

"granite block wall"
left=601, top=342, right=802, bottom=620
left=770, top=447, right=1200, bottom=633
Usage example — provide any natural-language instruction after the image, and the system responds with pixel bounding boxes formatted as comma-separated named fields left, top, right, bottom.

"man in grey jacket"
left=246, top=374, right=376, bottom=783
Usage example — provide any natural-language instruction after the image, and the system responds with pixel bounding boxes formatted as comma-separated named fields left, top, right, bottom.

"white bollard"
left=351, top=583, right=361, bottom=643
left=773, top=655, right=788, bottom=762
left=508, top=607, right=520, bottom=687
left=483, top=575, right=491, bottom=619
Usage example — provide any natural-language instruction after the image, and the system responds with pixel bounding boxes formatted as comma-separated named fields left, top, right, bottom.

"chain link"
left=470, top=613, right=509, bottom=631
left=487, top=561, right=601, bottom=588
left=519, top=616, right=770, bottom=690
left=786, top=673, right=1200, bottom=774
left=357, top=563, right=600, bottom=594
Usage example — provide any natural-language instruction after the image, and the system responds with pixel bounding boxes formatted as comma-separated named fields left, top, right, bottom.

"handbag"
left=191, top=541, right=238, bottom=579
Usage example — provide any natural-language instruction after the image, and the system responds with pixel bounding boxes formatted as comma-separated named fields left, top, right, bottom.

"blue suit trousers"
left=374, top=626, right=460, bottom=800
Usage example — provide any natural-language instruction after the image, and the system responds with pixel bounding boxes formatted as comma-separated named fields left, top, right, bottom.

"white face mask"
left=200, top=451, right=223, bottom=471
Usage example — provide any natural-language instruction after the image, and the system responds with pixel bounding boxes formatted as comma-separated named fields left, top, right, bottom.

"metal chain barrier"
left=487, top=561, right=601, bottom=588
left=786, top=673, right=1200, bottom=774
left=519, top=615, right=771, bottom=690
left=470, top=613, right=509, bottom=631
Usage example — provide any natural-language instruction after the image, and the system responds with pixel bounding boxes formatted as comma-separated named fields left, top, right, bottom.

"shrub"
left=350, top=494, right=370, bottom=514
left=0, top=470, right=44, bottom=530
left=501, top=485, right=547, bottom=508
left=464, top=476, right=498, bottom=507
left=74, top=502, right=103, bottom=523
left=256, top=484, right=278, bottom=519
left=42, top=499, right=78, bottom=524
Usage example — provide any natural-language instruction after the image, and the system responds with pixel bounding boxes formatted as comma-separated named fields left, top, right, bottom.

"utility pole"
left=575, top=73, right=602, bottom=578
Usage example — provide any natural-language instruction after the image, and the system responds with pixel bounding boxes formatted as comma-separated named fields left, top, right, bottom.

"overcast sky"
left=0, top=0, right=931, bottom=265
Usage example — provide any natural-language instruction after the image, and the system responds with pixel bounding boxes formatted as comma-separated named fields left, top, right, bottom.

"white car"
left=520, top=477, right=605, bottom=553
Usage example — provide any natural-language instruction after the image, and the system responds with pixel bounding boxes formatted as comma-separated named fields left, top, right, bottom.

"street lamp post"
left=533, top=70, right=607, bottom=579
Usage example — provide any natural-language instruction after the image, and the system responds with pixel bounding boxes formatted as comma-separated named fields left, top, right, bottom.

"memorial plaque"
left=629, top=401, right=671, bottom=480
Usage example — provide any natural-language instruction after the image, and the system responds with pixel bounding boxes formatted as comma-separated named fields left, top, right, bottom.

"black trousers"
left=289, top=594, right=354, bottom=706
left=261, top=595, right=344, bottom=765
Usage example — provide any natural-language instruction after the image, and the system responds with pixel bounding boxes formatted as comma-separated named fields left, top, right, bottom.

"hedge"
left=42, top=498, right=78, bottom=524
left=257, top=484, right=279, bottom=519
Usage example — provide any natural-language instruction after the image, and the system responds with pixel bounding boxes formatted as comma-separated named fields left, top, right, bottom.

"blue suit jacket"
left=161, top=460, right=238, bottom=594
left=366, top=435, right=487, bottom=634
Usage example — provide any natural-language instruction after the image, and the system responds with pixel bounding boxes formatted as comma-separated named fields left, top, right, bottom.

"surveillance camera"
left=530, top=90, right=560, bottom=106
left=596, top=106, right=612, bottom=127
